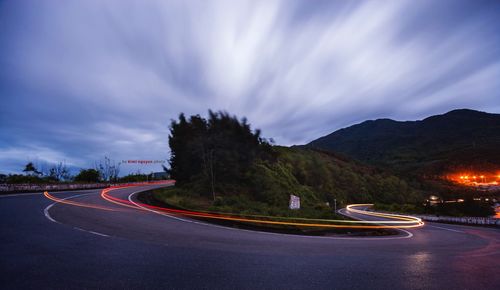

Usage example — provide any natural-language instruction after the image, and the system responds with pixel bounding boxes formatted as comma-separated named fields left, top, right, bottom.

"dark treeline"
left=169, top=110, right=273, bottom=198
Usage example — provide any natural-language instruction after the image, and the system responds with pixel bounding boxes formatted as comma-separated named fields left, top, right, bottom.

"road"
left=1, top=184, right=499, bottom=289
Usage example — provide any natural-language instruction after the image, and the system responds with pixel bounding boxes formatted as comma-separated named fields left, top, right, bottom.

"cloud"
left=0, top=0, right=499, bottom=173
left=0, top=146, right=85, bottom=175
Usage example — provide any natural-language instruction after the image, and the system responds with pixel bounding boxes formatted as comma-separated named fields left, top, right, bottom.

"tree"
left=74, top=169, right=101, bottom=183
left=95, top=157, right=120, bottom=182
left=23, top=162, right=41, bottom=176
left=168, top=113, right=208, bottom=184
left=119, top=172, right=153, bottom=183
left=48, top=162, right=71, bottom=182
left=168, top=110, right=268, bottom=199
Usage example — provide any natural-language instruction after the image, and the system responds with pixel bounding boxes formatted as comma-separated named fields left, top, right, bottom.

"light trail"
left=100, top=185, right=424, bottom=229
left=127, top=200, right=424, bottom=229
left=42, top=180, right=174, bottom=211
left=44, top=182, right=424, bottom=230
left=346, top=204, right=423, bottom=222
left=43, top=181, right=176, bottom=212
left=100, top=188, right=143, bottom=210
left=99, top=180, right=175, bottom=210
left=44, top=191, right=122, bottom=212
left=101, top=188, right=420, bottom=224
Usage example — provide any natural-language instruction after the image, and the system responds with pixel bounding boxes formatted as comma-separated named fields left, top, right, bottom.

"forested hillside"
left=308, top=109, right=500, bottom=175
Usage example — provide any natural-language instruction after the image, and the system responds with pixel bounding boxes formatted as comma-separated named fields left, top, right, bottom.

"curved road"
left=1, top=184, right=499, bottom=289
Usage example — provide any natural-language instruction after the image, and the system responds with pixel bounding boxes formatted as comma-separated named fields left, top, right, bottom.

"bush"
left=74, top=169, right=100, bottom=183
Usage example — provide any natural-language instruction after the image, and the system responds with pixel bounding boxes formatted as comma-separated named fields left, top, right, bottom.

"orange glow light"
left=449, top=171, right=500, bottom=186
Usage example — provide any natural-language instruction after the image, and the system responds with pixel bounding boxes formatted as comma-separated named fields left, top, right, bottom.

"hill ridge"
left=307, top=109, right=500, bottom=174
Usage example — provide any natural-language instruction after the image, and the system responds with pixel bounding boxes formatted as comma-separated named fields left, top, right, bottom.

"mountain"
left=307, top=109, right=500, bottom=175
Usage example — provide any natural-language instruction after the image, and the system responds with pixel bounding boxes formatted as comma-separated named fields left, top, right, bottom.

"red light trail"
left=45, top=181, right=424, bottom=230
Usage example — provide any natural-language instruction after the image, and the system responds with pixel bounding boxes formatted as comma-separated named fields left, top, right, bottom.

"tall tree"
left=95, top=157, right=120, bottom=182
left=48, top=162, right=71, bottom=181
left=168, top=110, right=268, bottom=198
left=23, top=162, right=41, bottom=176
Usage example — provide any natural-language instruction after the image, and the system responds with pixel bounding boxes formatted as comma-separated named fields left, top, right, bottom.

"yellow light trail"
left=141, top=204, right=425, bottom=229
left=100, top=188, right=143, bottom=210
left=103, top=188, right=421, bottom=225
left=44, top=191, right=123, bottom=212
left=346, top=204, right=423, bottom=222
left=100, top=186, right=424, bottom=229
left=45, top=182, right=424, bottom=230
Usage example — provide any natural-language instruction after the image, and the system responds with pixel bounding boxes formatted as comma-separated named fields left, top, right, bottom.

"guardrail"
left=0, top=181, right=172, bottom=193
left=0, top=183, right=108, bottom=193
left=416, top=214, right=500, bottom=227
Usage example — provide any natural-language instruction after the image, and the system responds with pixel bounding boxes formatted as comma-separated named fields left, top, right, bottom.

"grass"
left=150, top=186, right=342, bottom=220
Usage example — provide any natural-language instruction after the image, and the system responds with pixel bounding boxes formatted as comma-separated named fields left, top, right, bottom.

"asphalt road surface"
left=1, top=184, right=499, bottom=289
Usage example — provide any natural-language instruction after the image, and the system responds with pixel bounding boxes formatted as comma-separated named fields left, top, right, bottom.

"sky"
left=1, top=0, right=500, bottom=175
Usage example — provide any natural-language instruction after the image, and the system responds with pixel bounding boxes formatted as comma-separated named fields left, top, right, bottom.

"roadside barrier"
left=416, top=214, right=500, bottom=227
left=0, top=180, right=172, bottom=193
left=0, top=183, right=107, bottom=193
